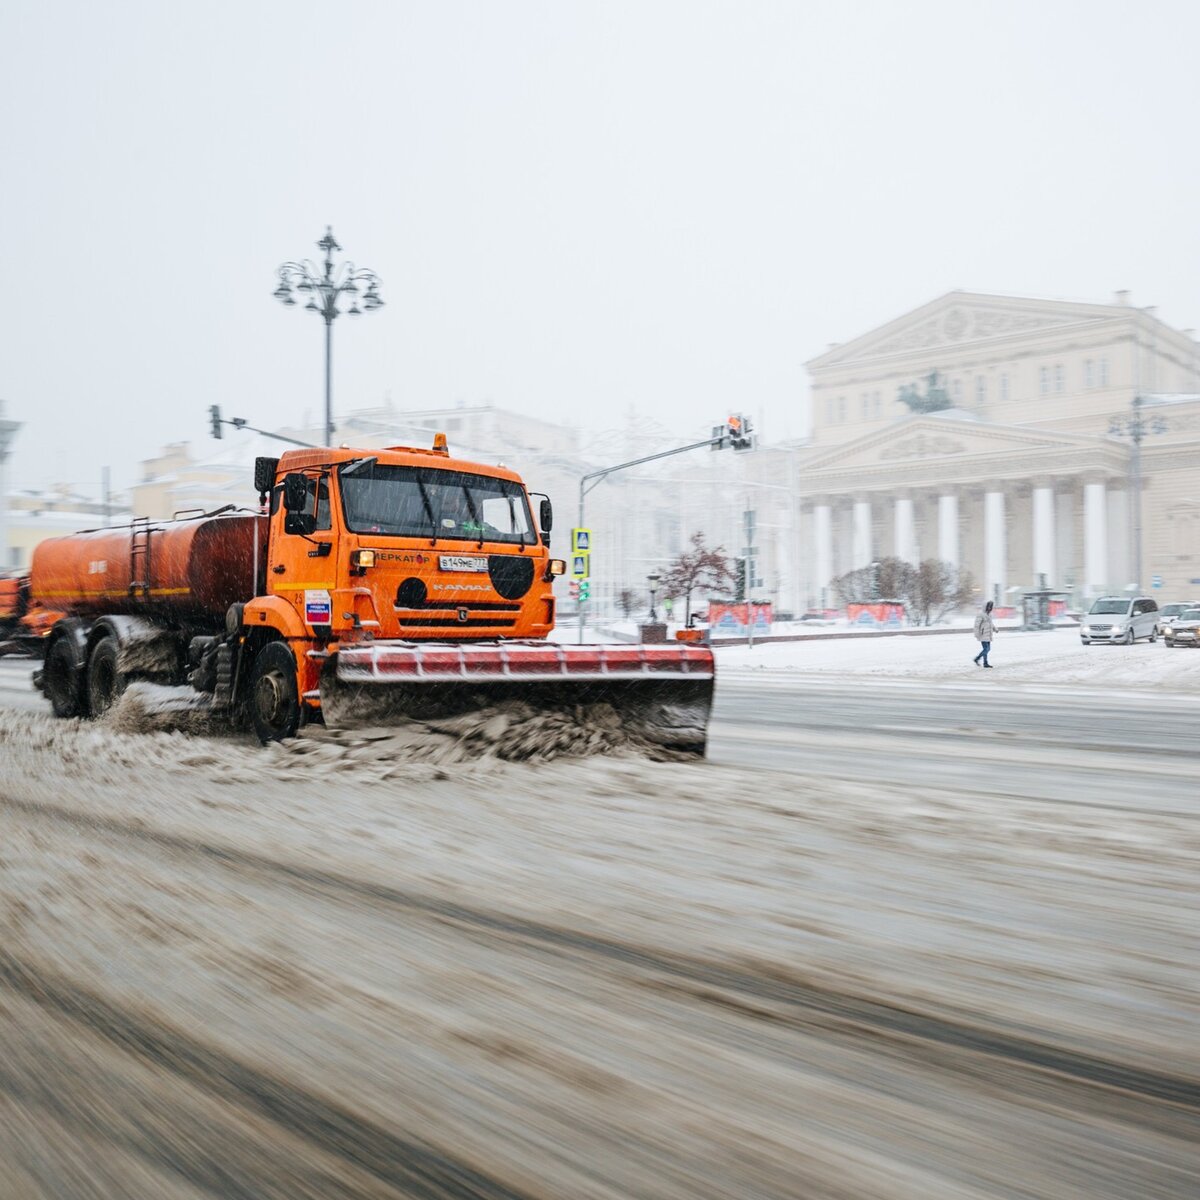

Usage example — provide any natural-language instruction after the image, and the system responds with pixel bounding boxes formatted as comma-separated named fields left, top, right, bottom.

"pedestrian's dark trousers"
left=974, top=640, right=991, bottom=665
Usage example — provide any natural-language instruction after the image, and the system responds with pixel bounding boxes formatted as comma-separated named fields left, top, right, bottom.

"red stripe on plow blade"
left=334, top=641, right=716, bottom=684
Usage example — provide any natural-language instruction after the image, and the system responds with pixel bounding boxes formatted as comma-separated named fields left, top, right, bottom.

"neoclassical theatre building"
left=796, top=291, right=1200, bottom=608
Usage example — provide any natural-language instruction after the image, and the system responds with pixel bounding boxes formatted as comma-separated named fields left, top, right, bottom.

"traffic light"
left=727, top=413, right=754, bottom=451
left=579, top=580, right=590, bottom=601
left=568, top=580, right=580, bottom=599
left=209, top=404, right=222, bottom=439
left=733, top=557, right=747, bottom=601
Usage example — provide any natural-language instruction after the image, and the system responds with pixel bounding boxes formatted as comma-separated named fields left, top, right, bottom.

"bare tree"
left=907, top=560, right=975, bottom=626
left=830, top=556, right=973, bottom=626
left=830, top=556, right=915, bottom=608
left=659, top=532, right=738, bottom=624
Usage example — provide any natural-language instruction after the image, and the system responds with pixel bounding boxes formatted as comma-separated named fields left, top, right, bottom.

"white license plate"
left=439, top=555, right=488, bottom=572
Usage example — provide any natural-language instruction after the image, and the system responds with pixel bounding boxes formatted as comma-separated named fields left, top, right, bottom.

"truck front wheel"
left=87, top=637, right=125, bottom=717
left=249, top=641, right=301, bottom=743
left=44, top=636, right=86, bottom=719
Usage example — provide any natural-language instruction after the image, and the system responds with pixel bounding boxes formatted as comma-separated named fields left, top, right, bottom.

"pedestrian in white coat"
left=973, top=600, right=996, bottom=667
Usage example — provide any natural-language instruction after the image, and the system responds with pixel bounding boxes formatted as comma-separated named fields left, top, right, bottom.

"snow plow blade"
left=320, top=641, right=716, bottom=758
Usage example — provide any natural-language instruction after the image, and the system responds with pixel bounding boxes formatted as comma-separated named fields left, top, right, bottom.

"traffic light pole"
left=576, top=431, right=738, bottom=644
left=209, top=405, right=316, bottom=448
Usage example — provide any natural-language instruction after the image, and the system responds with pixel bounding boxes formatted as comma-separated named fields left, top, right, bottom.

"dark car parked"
left=1164, top=607, right=1200, bottom=648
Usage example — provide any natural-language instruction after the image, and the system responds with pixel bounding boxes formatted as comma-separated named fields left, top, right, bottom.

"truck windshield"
left=338, top=464, right=535, bottom=544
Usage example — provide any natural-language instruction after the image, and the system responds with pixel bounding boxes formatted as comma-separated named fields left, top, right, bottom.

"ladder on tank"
left=129, top=517, right=153, bottom=598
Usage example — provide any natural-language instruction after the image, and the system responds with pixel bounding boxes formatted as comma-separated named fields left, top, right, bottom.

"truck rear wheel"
left=44, top=636, right=86, bottom=719
left=87, top=637, right=125, bottom=717
left=249, top=641, right=301, bottom=743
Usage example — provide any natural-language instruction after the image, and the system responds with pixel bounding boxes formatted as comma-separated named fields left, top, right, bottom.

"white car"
left=1080, top=596, right=1160, bottom=645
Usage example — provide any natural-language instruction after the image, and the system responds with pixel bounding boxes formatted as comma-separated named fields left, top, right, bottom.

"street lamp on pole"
left=274, top=227, right=383, bottom=446
left=1109, top=394, right=1166, bottom=591
left=647, top=571, right=661, bottom=622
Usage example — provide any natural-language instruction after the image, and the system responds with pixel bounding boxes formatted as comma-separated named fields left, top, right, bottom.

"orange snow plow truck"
left=29, top=438, right=715, bottom=755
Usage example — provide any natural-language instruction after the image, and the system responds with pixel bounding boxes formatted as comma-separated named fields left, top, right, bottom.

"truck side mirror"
left=539, top=498, right=553, bottom=533
left=282, top=473, right=308, bottom=512
left=254, top=457, right=279, bottom=497
left=282, top=472, right=317, bottom=536
left=285, top=511, right=317, bottom=536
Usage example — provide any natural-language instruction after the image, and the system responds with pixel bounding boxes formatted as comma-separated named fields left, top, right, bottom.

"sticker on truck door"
left=304, top=589, right=332, bottom=626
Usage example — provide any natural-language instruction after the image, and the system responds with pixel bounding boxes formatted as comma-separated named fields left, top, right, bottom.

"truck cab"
left=255, top=441, right=559, bottom=642
left=241, top=441, right=564, bottom=734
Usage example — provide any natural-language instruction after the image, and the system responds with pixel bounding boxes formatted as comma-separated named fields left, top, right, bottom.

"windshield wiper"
left=461, top=486, right=485, bottom=549
left=340, top=456, right=378, bottom=478
left=415, top=478, right=439, bottom=546
left=507, top=494, right=527, bottom=549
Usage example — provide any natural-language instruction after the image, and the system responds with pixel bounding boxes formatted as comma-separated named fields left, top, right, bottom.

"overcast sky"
left=2, top=0, right=1197, bottom=493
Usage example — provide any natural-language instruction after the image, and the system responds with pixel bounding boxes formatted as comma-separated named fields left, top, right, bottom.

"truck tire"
left=249, top=641, right=301, bottom=743
left=87, top=636, right=125, bottom=717
left=44, top=636, right=86, bottom=719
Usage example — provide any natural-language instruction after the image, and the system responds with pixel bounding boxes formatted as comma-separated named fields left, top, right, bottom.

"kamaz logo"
left=457, top=608, right=469, bottom=622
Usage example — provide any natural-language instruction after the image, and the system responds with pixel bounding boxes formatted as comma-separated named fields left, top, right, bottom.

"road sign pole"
left=578, top=478, right=586, bottom=643
left=745, top=554, right=754, bottom=650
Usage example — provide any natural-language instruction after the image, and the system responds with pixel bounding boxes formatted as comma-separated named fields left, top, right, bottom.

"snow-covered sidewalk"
left=715, top=625, right=1200, bottom=691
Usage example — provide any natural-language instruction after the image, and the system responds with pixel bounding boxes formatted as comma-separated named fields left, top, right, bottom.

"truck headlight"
left=351, top=549, right=376, bottom=569
left=547, top=559, right=566, bottom=576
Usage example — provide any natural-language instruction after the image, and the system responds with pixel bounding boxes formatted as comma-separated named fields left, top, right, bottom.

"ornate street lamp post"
left=647, top=570, right=662, bottom=622
left=274, top=227, right=383, bottom=445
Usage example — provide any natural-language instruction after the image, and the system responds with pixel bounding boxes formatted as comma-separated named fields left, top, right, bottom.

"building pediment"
left=799, top=415, right=1107, bottom=474
left=808, top=291, right=1123, bottom=369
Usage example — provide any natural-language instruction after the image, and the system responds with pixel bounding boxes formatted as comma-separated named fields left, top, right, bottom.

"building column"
left=984, top=487, right=1007, bottom=604
left=852, top=498, right=873, bottom=569
left=1084, top=480, right=1108, bottom=595
left=1032, top=483, right=1056, bottom=585
left=893, top=493, right=916, bottom=564
left=813, top=500, right=833, bottom=606
left=937, top=491, right=959, bottom=569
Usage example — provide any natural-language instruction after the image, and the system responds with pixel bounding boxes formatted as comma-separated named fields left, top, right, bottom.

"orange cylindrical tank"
left=31, top=513, right=268, bottom=624
left=0, top=577, right=22, bottom=622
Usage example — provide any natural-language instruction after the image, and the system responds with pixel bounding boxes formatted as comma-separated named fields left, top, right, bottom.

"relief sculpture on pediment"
left=879, top=433, right=967, bottom=461
left=865, top=307, right=1090, bottom=359
left=965, top=309, right=1077, bottom=339
left=873, top=319, right=944, bottom=356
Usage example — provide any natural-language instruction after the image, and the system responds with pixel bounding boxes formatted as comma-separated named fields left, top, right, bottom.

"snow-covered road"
left=0, top=629, right=1196, bottom=1197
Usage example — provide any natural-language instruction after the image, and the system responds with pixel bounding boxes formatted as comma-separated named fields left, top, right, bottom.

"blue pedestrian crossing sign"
left=1151, top=574, right=1162, bottom=588
left=572, top=527, right=591, bottom=554
left=572, top=553, right=590, bottom=578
